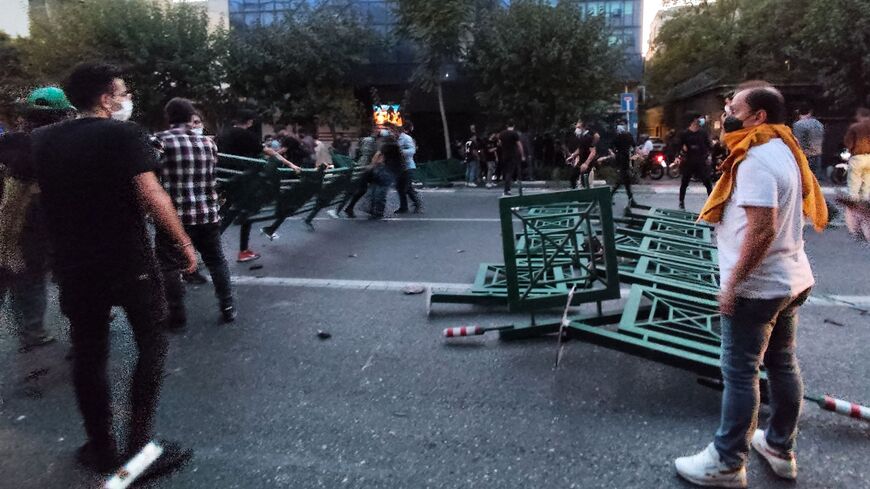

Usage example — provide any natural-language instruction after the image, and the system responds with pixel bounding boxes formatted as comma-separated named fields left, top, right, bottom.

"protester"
left=463, top=124, right=483, bottom=187
left=215, top=109, right=260, bottom=158
left=314, top=132, right=334, bottom=168
left=566, top=119, right=598, bottom=189
left=32, top=62, right=195, bottom=474
left=396, top=121, right=423, bottom=213
left=484, top=132, right=500, bottom=188
left=677, top=113, right=714, bottom=209
left=341, top=130, right=399, bottom=219
left=154, top=97, right=237, bottom=328
left=498, top=120, right=525, bottom=196
left=844, top=107, right=870, bottom=202
left=792, top=104, right=825, bottom=181
left=610, top=121, right=637, bottom=206
left=676, top=82, right=827, bottom=488
left=0, top=87, right=74, bottom=352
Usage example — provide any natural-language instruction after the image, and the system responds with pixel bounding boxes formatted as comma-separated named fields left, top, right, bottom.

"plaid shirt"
left=155, top=126, right=221, bottom=225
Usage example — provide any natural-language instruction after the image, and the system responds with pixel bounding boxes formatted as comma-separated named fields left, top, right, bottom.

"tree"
left=0, top=32, right=28, bottom=125
left=393, top=0, right=477, bottom=158
left=224, top=3, right=375, bottom=134
left=645, top=0, right=869, bottom=109
left=464, top=0, right=622, bottom=132
left=19, top=0, right=228, bottom=129
left=800, top=0, right=870, bottom=109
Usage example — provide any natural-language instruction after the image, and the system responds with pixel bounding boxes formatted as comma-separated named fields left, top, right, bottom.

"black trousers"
left=501, top=159, right=519, bottom=193
left=568, top=165, right=591, bottom=189
left=58, top=264, right=168, bottom=454
left=156, top=223, right=234, bottom=320
left=611, top=161, right=634, bottom=200
left=396, top=169, right=422, bottom=211
left=679, top=160, right=713, bottom=203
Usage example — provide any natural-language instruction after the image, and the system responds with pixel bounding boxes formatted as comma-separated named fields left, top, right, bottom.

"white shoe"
left=751, top=429, right=797, bottom=480
left=675, top=443, right=747, bottom=488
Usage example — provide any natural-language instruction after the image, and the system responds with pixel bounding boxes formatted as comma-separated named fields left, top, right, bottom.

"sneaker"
left=394, top=208, right=409, bottom=214
left=182, top=270, right=208, bottom=285
left=679, top=202, right=686, bottom=210
left=124, top=440, right=193, bottom=485
left=503, top=191, right=512, bottom=196
left=345, top=208, right=356, bottom=219
left=221, top=305, right=237, bottom=323
left=485, top=183, right=495, bottom=188
left=326, top=209, right=340, bottom=219
left=751, top=429, right=797, bottom=480
left=674, top=443, right=747, bottom=488
left=237, top=250, right=260, bottom=263
left=76, top=440, right=120, bottom=474
left=260, top=227, right=279, bottom=241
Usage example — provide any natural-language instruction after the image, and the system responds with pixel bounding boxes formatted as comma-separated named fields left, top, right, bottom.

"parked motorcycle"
left=645, top=151, right=668, bottom=180
left=830, top=149, right=850, bottom=185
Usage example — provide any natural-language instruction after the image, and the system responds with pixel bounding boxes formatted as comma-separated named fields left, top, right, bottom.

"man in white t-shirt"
left=675, top=84, right=815, bottom=488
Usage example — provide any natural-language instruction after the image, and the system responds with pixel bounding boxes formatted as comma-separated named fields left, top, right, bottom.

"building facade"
left=227, top=0, right=643, bottom=80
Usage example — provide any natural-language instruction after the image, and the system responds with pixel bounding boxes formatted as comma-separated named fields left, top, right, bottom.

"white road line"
left=229, top=276, right=870, bottom=307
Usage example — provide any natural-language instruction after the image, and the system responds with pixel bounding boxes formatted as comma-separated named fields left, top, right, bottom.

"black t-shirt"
left=0, top=132, right=36, bottom=181
left=216, top=127, right=262, bottom=158
left=485, top=138, right=499, bottom=162
left=499, top=129, right=521, bottom=162
left=612, top=132, right=636, bottom=164
left=569, top=131, right=596, bottom=164
left=32, top=118, right=159, bottom=279
left=679, top=129, right=711, bottom=164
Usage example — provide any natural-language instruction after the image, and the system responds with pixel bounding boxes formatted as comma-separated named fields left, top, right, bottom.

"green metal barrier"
left=415, top=159, right=465, bottom=186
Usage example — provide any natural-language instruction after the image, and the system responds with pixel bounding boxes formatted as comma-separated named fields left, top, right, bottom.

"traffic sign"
left=620, top=92, right=636, bottom=113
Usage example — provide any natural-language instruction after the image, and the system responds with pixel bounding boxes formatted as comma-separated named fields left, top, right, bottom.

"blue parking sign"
left=620, top=93, right=635, bottom=113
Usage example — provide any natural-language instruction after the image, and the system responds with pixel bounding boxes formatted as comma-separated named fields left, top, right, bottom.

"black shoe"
left=221, top=305, right=237, bottom=323
left=76, top=441, right=120, bottom=474
left=394, top=208, right=409, bottom=214
left=679, top=202, right=686, bottom=210
left=345, top=209, right=356, bottom=219
left=182, top=270, right=208, bottom=285
left=124, top=440, right=193, bottom=485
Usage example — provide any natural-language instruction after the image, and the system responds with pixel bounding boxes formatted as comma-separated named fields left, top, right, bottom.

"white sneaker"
left=675, top=443, right=747, bottom=488
left=751, top=429, right=797, bottom=480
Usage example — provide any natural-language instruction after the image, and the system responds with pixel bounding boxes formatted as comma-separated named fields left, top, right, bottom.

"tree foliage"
left=464, top=0, right=622, bottom=131
left=646, top=0, right=870, bottom=109
left=0, top=32, right=28, bottom=124
left=19, top=0, right=228, bottom=129
left=224, top=2, right=375, bottom=131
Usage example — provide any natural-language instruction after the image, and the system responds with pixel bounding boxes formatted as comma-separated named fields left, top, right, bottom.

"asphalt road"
left=1, top=183, right=868, bottom=489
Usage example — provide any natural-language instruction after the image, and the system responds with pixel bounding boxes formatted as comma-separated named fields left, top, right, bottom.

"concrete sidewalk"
left=434, top=180, right=844, bottom=195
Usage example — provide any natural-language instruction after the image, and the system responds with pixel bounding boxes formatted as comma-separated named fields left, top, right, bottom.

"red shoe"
left=236, top=250, right=260, bottom=263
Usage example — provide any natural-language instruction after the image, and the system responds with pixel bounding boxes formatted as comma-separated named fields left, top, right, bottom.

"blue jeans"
left=714, top=287, right=811, bottom=467
left=465, top=159, right=479, bottom=184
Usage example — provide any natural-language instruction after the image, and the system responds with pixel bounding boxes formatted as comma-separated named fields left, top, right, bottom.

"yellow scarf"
left=698, top=123, right=828, bottom=232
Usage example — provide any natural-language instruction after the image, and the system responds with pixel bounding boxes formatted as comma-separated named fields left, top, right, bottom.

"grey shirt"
left=792, top=117, right=824, bottom=157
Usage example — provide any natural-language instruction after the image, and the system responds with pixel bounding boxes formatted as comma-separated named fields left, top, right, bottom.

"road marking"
left=228, top=276, right=870, bottom=307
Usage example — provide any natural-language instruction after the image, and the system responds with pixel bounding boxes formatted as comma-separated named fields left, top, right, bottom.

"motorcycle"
left=645, top=151, right=668, bottom=180
left=667, top=154, right=682, bottom=179
left=830, top=149, right=850, bottom=185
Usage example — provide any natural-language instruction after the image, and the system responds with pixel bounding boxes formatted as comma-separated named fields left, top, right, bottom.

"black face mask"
left=723, top=115, right=746, bottom=133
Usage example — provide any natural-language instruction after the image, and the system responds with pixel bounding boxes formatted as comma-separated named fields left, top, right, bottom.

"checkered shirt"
left=155, top=126, right=221, bottom=225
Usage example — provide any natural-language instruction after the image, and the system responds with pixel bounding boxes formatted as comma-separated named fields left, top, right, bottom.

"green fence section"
left=414, top=159, right=466, bottom=186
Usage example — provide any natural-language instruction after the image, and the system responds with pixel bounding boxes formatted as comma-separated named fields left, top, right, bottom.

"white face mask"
left=574, top=128, right=584, bottom=137
left=111, top=99, right=134, bottom=122
left=191, top=127, right=204, bottom=136
left=616, top=125, right=627, bottom=133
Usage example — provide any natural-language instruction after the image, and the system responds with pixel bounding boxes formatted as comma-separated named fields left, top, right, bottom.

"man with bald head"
left=675, top=82, right=827, bottom=488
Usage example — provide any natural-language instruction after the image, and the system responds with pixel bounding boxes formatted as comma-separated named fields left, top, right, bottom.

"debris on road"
left=317, top=330, right=332, bottom=340
left=403, top=284, right=426, bottom=295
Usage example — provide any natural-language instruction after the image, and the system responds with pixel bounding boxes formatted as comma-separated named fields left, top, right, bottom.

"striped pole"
left=443, top=325, right=511, bottom=338
left=806, top=394, right=870, bottom=422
